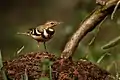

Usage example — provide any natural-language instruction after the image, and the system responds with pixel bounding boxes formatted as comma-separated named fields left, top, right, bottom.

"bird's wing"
left=36, top=25, right=45, bottom=32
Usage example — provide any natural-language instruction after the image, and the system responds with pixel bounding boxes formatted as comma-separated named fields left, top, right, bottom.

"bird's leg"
left=43, top=42, right=48, bottom=53
left=37, top=42, right=40, bottom=48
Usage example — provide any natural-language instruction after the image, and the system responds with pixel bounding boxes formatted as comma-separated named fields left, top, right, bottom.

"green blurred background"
left=0, top=0, right=120, bottom=75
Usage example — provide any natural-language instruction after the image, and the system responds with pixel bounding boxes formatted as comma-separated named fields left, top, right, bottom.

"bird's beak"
left=58, top=21, right=64, bottom=24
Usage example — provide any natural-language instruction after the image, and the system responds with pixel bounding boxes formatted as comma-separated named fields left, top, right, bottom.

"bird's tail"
left=17, top=32, right=30, bottom=36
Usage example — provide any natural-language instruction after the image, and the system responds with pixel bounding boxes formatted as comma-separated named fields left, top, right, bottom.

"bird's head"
left=44, top=21, right=63, bottom=28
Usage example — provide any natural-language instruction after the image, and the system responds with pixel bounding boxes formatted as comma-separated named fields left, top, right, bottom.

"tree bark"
left=61, top=0, right=120, bottom=59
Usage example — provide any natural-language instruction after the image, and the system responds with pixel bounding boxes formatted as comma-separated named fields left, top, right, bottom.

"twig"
left=61, top=0, right=120, bottom=59
left=111, top=0, right=120, bottom=20
left=0, top=50, right=8, bottom=80
left=96, top=52, right=111, bottom=64
left=101, top=36, right=120, bottom=49
left=114, top=61, right=120, bottom=80
left=17, top=46, right=24, bottom=54
left=88, top=16, right=107, bottom=46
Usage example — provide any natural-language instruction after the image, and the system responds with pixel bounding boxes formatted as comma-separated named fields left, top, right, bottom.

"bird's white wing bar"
left=43, top=29, right=49, bottom=38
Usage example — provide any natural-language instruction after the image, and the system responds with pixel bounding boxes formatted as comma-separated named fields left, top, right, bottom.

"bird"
left=18, top=21, right=62, bottom=51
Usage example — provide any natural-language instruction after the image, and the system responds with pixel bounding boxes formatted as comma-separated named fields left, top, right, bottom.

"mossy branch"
left=61, top=0, right=120, bottom=59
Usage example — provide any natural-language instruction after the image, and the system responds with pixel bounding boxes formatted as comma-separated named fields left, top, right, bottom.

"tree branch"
left=61, top=0, right=120, bottom=59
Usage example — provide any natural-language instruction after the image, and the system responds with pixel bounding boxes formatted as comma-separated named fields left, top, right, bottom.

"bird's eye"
left=50, top=22, right=54, bottom=25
